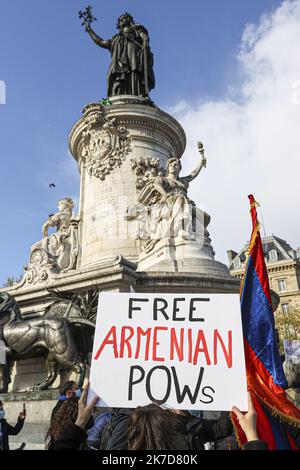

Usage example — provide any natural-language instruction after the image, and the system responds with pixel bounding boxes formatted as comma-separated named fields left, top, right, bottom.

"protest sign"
left=89, top=293, right=247, bottom=410
left=283, top=339, right=300, bottom=364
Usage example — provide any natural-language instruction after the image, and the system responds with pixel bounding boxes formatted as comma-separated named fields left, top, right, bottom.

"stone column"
left=69, top=96, right=186, bottom=269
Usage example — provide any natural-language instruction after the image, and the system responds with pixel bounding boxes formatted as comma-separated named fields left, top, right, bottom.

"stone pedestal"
left=68, top=96, right=186, bottom=268
left=9, top=358, right=75, bottom=393
left=137, top=237, right=232, bottom=277
left=136, top=205, right=230, bottom=277
left=67, top=95, right=234, bottom=283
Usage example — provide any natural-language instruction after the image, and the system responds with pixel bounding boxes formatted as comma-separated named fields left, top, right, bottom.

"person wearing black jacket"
left=53, top=385, right=268, bottom=451
left=0, top=400, right=26, bottom=450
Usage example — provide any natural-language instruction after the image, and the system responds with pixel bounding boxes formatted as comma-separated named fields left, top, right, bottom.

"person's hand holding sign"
left=232, top=392, right=258, bottom=441
left=75, top=382, right=98, bottom=430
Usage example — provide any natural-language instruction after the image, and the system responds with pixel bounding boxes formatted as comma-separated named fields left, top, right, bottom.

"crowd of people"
left=43, top=382, right=266, bottom=451
left=1, top=380, right=299, bottom=451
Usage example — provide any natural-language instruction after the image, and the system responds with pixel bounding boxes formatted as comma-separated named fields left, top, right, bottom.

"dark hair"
left=0, top=401, right=3, bottom=407
left=127, top=403, right=177, bottom=450
left=45, top=396, right=79, bottom=445
left=59, top=380, right=76, bottom=396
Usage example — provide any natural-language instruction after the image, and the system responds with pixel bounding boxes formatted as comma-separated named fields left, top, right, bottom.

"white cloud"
left=173, top=0, right=300, bottom=263
left=0, top=80, right=6, bottom=104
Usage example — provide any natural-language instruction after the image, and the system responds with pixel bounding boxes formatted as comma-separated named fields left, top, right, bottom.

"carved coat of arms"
left=81, top=104, right=132, bottom=180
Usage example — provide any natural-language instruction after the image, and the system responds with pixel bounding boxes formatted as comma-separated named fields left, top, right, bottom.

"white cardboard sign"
left=89, top=293, right=247, bottom=410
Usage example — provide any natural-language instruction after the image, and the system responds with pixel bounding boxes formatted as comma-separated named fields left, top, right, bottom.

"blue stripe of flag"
left=241, top=256, right=287, bottom=388
left=263, top=404, right=292, bottom=449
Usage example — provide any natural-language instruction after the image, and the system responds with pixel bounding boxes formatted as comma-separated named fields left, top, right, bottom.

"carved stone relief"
left=21, top=198, right=80, bottom=286
left=81, top=104, right=132, bottom=180
left=127, top=144, right=207, bottom=254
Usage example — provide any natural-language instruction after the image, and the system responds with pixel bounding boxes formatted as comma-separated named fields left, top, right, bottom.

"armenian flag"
left=231, top=194, right=300, bottom=449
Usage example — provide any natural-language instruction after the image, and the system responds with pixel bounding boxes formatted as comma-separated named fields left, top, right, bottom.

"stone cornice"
left=0, top=255, right=138, bottom=305
left=0, top=390, right=58, bottom=402
left=3, top=261, right=240, bottom=306
left=68, top=102, right=187, bottom=165
left=230, top=259, right=299, bottom=277
left=267, top=264, right=298, bottom=274
left=275, top=290, right=300, bottom=299
left=136, top=272, right=239, bottom=293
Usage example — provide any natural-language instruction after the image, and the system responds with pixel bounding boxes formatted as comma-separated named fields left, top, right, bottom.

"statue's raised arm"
left=79, top=6, right=110, bottom=49
left=183, top=142, right=207, bottom=183
left=85, top=24, right=111, bottom=50
left=42, top=213, right=60, bottom=238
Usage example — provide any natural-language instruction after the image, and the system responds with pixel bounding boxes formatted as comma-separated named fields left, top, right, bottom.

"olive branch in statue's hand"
left=78, top=5, right=97, bottom=30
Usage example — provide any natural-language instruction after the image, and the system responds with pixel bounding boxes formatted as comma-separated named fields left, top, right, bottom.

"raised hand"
left=197, top=142, right=207, bottom=167
left=75, top=381, right=99, bottom=430
left=232, top=391, right=258, bottom=442
left=18, top=411, right=26, bottom=421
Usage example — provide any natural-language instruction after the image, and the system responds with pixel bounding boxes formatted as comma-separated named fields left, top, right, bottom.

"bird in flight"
left=49, top=183, right=56, bottom=188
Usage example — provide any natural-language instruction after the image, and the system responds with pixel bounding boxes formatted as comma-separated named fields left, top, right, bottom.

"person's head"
left=57, top=197, right=74, bottom=213
left=283, top=359, right=300, bottom=388
left=127, top=403, right=177, bottom=450
left=59, top=380, right=78, bottom=399
left=46, top=396, right=79, bottom=443
left=117, top=12, right=134, bottom=30
left=166, top=158, right=181, bottom=177
left=0, top=400, right=5, bottom=419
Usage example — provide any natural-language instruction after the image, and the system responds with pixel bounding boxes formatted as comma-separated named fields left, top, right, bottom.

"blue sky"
left=0, top=0, right=292, bottom=285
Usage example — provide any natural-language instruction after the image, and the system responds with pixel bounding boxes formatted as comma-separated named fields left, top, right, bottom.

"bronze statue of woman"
left=84, top=12, right=155, bottom=97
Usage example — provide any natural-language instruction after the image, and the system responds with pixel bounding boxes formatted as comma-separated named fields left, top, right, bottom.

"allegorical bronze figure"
left=79, top=7, right=155, bottom=97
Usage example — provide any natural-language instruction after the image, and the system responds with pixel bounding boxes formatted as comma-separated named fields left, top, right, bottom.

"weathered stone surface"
left=0, top=389, right=58, bottom=402
left=18, top=198, right=80, bottom=287
left=8, top=358, right=76, bottom=393
left=69, top=97, right=186, bottom=268
left=0, top=392, right=57, bottom=449
left=9, top=423, right=49, bottom=450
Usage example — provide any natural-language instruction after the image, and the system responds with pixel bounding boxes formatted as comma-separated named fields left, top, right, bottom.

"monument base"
left=1, top=254, right=239, bottom=398
left=137, top=238, right=231, bottom=279
left=7, top=357, right=76, bottom=393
